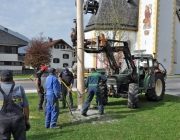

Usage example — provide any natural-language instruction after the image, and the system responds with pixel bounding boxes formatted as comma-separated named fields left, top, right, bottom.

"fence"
left=22, top=69, right=36, bottom=74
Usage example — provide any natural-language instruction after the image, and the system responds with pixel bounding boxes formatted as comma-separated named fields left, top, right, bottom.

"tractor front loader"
left=83, top=34, right=166, bottom=108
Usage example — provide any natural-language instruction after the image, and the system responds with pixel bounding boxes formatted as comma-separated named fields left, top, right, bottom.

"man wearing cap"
left=45, top=68, right=61, bottom=129
left=59, top=68, right=74, bottom=109
left=36, top=65, right=48, bottom=111
left=0, top=69, right=30, bottom=139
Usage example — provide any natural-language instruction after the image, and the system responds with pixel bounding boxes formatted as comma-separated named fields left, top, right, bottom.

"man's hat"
left=49, top=68, right=56, bottom=73
left=0, top=69, right=13, bottom=77
left=41, top=66, right=47, bottom=71
left=64, top=68, right=69, bottom=71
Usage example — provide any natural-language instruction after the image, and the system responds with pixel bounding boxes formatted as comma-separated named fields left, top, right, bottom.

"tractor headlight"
left=113, top=85, right=117, bottom=90
left=107, top=85, right=111, bottom=88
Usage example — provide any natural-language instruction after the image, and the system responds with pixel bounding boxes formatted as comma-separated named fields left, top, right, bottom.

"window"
left=15, top=62, right=20, bottom=66
left=61, top=44, right=65, bottom=49
left=6, top=46, right=11, bottom=53
left=53, top=58, right=60, bottom=63
left=149, top=59, right=153, bottom=67
left=73, top=52, right=76, bottom=57
left=0, top=46, right=5, bottom=53
left=63, top=54, right=69, bottom=59
left=0, top=62, right=4, bottom=65
left=54, top=45, right=59, bottom=49
left=12, top=47, right=16, bottom=54
left=63, top=63, right=68, bottom=67
left=0, top=61, right=21, bottom=66
left=5, top=62, right=12, bottom=65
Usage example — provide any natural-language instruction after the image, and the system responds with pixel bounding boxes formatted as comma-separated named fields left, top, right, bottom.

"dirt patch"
left=69, top=107, right=117, bottom=125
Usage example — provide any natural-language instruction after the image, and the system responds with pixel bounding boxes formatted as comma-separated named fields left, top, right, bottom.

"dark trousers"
left=0, top=115, right=26, bottom=140
left=37, top=87, right=45, bottom=109
left=82, top=86, right=104, bottom=115
left=71, top=37, right=76, bottom=46
left=61, top=84, right=73, bottom=108
left=44, top=93, right=47, bottom=115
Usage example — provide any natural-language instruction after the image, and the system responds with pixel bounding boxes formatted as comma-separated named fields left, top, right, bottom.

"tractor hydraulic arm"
left=84, top=34, right=137, bottom=78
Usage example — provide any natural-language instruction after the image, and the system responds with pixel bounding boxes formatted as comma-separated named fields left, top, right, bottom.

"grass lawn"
left=26, top=93, right=180, bottom=140
left=13, top=74, right=33, bottom=79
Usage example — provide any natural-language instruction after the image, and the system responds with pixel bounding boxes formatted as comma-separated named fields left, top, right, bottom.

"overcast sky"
left=0, top=0, right=91, bottom=48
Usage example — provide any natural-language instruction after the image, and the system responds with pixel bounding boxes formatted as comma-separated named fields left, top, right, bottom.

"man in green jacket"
left=82, top=68, right=107, bottom=116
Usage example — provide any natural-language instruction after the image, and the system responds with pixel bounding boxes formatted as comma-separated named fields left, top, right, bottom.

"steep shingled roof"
left=85, top=0, right=180, bottom=32
left=43, top=39, right=75, bottom=50
left=177, top=0, right=180, bottom=20
left=0, top=25, right=29, bottom=46
left=84, top=0, right=139, bottom=32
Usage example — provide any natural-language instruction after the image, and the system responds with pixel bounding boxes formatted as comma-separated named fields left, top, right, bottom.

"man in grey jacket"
left=0, top=69, right=30, bottom=139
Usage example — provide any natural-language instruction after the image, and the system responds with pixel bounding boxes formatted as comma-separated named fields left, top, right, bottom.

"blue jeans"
left=45, top=97, right=59, bottom=128
left=82, top=86, right=104, bottom=114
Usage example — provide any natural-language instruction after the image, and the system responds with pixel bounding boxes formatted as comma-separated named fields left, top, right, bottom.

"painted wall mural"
left=143, top=4, right=152, bottom=33
left=139, top=0, right=155, bottom=54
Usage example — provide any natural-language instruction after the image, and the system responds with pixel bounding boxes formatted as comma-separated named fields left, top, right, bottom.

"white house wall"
left=174, top=16, right=180, bottom=74
left=84, top=30, right=97, bottom=68
left=0, top=54, right=17, bottom=61
left=0, top=66, right=21, bottom=71
left=84, top=30, right=138, bottom=68
left=138, top=0, right=157, bottom=54
left=138, top=0, right=176, bottom=74
left=157, top=0, right=176, bottom=74
left=119, top=31, right=138, bottom=53
left=50, top=45, right=73, bottom=69
left=0, top=54, right=22, bottom=71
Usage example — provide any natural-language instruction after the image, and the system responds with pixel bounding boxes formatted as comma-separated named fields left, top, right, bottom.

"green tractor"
left=84, top=34, right=166, bottom=108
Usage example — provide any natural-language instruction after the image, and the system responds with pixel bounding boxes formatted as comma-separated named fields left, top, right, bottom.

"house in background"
left=0, top=25, right=29, bottom=73
left=43, top=38, right=76, bottom=70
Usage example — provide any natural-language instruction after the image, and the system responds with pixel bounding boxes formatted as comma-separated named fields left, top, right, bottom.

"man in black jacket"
left=59, top=68, right=74, bottom=108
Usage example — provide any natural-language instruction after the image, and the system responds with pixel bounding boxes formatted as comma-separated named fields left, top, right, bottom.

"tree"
left=24, top=33, right=52, bottom=70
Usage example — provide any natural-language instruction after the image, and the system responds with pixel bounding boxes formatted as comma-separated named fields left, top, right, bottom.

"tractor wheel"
left=146, top=73, right=165, bottom=101
left=127, top=83, right=138, bottom=108
left=96, top=85, right=108, bottom=105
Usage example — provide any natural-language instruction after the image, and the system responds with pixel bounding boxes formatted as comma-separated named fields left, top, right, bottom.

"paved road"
left=14, top=79, right=77, bottom=93
left=165, top=77, right=180, bottom=97
left=15, top=80, right=36, bottom=90
left=14, top=77, right=180, bottom=97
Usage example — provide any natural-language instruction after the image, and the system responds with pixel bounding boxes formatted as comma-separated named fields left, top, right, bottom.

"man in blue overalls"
left=82, top=68, right=107, bottom=116
left=45, top=68, right=61, bottom=129
left=0, top=69, right=30, bottom=140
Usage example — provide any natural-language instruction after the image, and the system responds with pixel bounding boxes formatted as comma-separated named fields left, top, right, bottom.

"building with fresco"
left=84, top=0, right=180, bottom=75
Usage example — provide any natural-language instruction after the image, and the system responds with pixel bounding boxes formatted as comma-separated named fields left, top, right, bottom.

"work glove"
left=25, top=120, right=31, bottom=131
left=84, top=88, right=88, bottom=93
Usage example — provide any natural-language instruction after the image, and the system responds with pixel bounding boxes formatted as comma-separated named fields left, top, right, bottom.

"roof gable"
left=43, top=39, right=75, bottom=50
left=0, top=25, right=29, bottom=46
left=177, top=0, right=180, bottom=20
left=85, top=0, right=139, bottom=32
